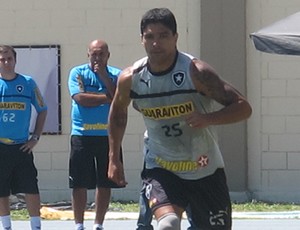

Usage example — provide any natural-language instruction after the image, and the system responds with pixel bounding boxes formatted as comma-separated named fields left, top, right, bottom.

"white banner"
left=14, top=45, right=61, bottom=134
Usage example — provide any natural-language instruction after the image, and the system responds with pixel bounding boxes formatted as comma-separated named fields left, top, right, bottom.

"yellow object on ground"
left=40, top=207, right=95, bottom=220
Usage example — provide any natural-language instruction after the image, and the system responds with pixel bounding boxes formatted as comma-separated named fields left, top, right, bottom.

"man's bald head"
left=88, top=40, right=109, bottom=53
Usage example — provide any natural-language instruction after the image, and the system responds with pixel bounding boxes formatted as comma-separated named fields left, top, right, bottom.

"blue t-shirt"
left=0, top=74, right=47, bottom=144
left=68, top=64, right=121, bottom=136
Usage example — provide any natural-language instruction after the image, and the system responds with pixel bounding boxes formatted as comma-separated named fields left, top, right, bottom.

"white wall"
left=247, top=0, right=300, bottom=202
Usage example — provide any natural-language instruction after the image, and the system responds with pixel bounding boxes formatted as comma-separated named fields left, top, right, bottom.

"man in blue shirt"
left=68, top=40, right=123, bottom=230
left=0, top=45, right=47, bottom=230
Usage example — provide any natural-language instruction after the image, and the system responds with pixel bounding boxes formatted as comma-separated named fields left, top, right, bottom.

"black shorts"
left=69, top=135, right=124, bottom=189
left=142, top=168, right=232, bottom=229
left=0, top=143, right=39, bottom=197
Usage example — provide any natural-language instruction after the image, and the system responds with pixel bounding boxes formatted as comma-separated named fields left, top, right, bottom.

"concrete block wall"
left=247, top=1, right=300, bottom=202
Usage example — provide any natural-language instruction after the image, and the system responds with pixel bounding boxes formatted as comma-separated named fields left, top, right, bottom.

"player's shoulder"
left=16, top=73, right=36, bottom=85
left=17, top=73, right=33, bottom=80
left=119, top=66, right=134, bottom=79
left=188, top=55, right=216, bottom=76
left=177, top=51, right=206, bottom=74
left=118, top=56, right=147, bottom=80
left=133, top=56, right=148, bottom=69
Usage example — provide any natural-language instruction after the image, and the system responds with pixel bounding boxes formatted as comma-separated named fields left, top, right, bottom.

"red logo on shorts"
left=197, top=155, right=209, bottom=167
left=149, top=198, right=158, bottom=208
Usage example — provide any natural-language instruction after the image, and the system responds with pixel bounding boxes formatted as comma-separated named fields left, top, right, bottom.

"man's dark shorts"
left=142, top=168, right=232, bottom=229
left=0, top=143, right=39, bottom=197
left=69, top=135, right=124, bottom=189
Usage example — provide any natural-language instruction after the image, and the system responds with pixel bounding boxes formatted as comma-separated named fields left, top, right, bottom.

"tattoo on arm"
left=193, top=62, right=237, bottom=106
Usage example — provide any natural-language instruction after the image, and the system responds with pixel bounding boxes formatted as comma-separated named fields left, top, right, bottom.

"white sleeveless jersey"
left=130, top=52, right=224, bottom=180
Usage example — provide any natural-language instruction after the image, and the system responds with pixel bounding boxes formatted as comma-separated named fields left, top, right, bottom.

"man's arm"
left=107, top=67, right=133, bottom=186
left=186, top=59, right=252, bottom=129
left=69, top=68, right=115, bottom=107
left=20, top=109, right=47, bottom=153
left=96, top=68, right=116, bottom=99
left=73, top=92, right=112, bottom=107
left=32, top=109, right=48, bottom=137
left=93, top=60, right=117, bottom=99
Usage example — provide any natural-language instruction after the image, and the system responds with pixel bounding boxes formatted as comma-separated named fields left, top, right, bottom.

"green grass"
left=11, top=209, right=30, bottom=220
left=232, top=201, right=300, bottom=212
left=108, top=201, right=139, bottom=212
left=11, top=201, right=300, bottom=220
left=109, top=200, right=300, bottom=213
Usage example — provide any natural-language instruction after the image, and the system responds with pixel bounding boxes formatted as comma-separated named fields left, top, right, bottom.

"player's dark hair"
left=0, top=45, right=17, bottom=60
left=140, top=8, right=177, bottom=35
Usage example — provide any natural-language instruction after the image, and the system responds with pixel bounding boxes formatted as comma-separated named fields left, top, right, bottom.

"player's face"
left=141, top=23, right=178, bottom=64
left=88, top=45, right=109, bottom=71
left=0, top=50, right=16, bottom=74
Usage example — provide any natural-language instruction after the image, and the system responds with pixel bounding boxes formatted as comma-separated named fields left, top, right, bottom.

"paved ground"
left=9, top=198, right=300, bottom=229
left=9, top=211, right=300, bottom=229
left=10, top=218, right=300, bottom=229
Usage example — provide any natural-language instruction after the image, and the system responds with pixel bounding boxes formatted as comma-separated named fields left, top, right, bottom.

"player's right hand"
left=108, top=159, right=128, bottom=187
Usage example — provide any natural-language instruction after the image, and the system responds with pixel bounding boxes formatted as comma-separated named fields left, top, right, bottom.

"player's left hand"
left=20, top=139, right=38, bottom=153
left=185, top=111, right=210, bottom=129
